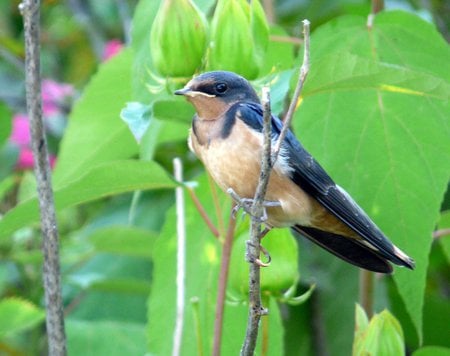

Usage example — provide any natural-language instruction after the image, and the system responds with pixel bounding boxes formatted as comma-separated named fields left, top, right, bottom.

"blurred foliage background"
left=0, top=0, right=449, bottom=355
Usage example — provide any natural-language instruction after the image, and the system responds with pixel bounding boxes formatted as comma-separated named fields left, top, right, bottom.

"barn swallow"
left=175, top=71, right=415, bottom=273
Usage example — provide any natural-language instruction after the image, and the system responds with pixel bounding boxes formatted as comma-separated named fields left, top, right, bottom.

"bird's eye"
left=215, top=83, right=228, bottom=94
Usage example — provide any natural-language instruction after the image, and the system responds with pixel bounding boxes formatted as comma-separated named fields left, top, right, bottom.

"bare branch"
left=240, top=19, right=311, bottom=356
left=172, top=158, right=186, bottom=356
left=272, top=19, right=310, bottom=164
left=241, top=86, right=272, bottom=356
left=19, top=1, right=66, bottom=355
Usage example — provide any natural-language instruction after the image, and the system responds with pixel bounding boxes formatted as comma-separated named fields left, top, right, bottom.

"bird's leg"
left=246, top=241, right=271, bottom=267
left=227, top=188, right=281, bottom=223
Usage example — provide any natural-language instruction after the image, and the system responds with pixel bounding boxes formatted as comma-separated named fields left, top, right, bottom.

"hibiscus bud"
left=208, top=0, right=269, bottom=79
left=150, top=0, right=207, bottom=77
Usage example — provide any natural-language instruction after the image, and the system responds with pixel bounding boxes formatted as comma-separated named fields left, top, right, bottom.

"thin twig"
left=241, top=87, right=272, bottom=356
left=433, top=228, right=450, bottom=239
left=212, top=205, right=238, bottom=356
left=173, top=158, right=186, bottom=356
left=187, top=188, right=220, bottom=238
left=19, top=1, right=66, bottom=355
left=272, top=19, right=310, bottom=164
left=359, top=269, right=374, bottom=317
left=240, top=20, right=311, bottom=355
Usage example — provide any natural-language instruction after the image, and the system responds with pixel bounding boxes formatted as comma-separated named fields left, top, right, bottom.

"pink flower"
left=42, top=79, right=74, bottom=117
left=10, top=114, right=31, bottom=146
left=102, top=39, right=124, bottom=61
left=16, top=148, right=34, bottom=170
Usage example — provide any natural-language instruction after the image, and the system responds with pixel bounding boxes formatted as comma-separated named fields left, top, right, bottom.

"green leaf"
left=53, top=49, right=138, bottom=187
left=0, top=103, right=12, bottom=145
left=147, top=173, right=284, bottom=354
left=0, top=298, right=45, bottom=337
left=0, top=160, right=176, bottom=240
left=295, top=11, right=450, bottom=340
left=153, top=99, right=194, bottom=123
left=437, top=210, right=450, bottom=264
left=353, top=309, right=405, bottom=356
left=413, top=346, right=450, bottom=356
left=67, top=319, right=146, bottom=356
left=88, top=225, right=157, bottom=258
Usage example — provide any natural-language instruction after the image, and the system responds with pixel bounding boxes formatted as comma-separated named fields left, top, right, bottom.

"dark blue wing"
left=236, top=102, right=414, bottom=269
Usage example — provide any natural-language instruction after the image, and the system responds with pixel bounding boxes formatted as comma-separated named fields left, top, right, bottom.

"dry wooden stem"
left=240, top=19, right=311, bottom=356
left=20, top=1, right=66, bottom=355
left=240, top=86, right=272, bottom=356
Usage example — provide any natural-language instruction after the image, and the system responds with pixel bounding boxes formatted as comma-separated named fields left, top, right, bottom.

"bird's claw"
left=227, top=188, right=281, bottom=222
left=246, top=241, right=272, bottom=267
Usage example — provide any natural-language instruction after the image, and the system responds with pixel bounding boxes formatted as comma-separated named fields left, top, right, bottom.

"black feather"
left=235, top=102, right=414, bottom=270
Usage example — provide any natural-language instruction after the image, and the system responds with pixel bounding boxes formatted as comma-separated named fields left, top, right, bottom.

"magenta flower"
left=8, top=78, right=72, bottom=170
left=42, top=79, right=74, bottom=117
left=102, top=39, right=124, bottom=61
left=10, top=114, right=31, bottom=146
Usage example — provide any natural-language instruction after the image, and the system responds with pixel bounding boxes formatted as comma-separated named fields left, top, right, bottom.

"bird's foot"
left=246, top=241, right=272, bottom=267
left=227, top=188, right=281, bottom=222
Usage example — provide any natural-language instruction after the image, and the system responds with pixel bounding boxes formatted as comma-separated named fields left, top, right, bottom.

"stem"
left=172, top=158, right=186, bottom=356
left=240, top=19, right=311, bottom=356
left=187, top=188, right=220, bottom=238
left=212, top=205, right=237, bottom=356
left=20, top=1, right=66, bottom=355
left=272, top=20, right=310, bottom=163
left=241, top=87, right=272, bottom=356
left=359, top=269, right=374, bottom=318
left=433, top=228, right=450, bottom=239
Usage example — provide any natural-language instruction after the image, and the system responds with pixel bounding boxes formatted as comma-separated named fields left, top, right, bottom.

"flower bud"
left=150, top=0, right=207, bottom=78
left=353, top=306, right=405, bottom=356
left=208, top=0, right=269, bottom=79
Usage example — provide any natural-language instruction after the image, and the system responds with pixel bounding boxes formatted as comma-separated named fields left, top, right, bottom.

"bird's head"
left=174, top=71, right=260, bottom=120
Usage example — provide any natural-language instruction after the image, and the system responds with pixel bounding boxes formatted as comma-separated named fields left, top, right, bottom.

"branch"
left=212, top=205, right=237, bottom=356
left=272, top=19, right=310, bottom=164
left=240, top=86, right=272, bottom=356
left=240, top=20, right=311, bottom=355
left=19, top=1, right=66, bottom=355
left=172, top=158, right=186, bottom=356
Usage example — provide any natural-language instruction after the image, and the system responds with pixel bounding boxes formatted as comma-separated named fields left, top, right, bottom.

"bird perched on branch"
left=175, top=70, right=415, bottom=273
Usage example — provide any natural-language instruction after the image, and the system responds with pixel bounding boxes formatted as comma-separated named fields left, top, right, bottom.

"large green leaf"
left=53, top=49, right=138, bottom=187
left=147, top=173, right=284, bottom=355
left=0, top=160, right=176, bottom=240
left=293, top=11, right=450, bottom=340
left=0, top=298, right=45, bottom=337
left=67, top=319, right=146, bottom=355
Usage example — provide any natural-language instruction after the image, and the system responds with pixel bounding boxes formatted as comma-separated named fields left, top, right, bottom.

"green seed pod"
left=353, top=306, right=405, bottom=356
left=208, top=0, right=269, bottom=79
left=150, top=0, right=207, bottom=78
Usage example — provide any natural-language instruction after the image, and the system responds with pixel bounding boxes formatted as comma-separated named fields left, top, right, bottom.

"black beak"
left=174, top=87, right=191, bottom=96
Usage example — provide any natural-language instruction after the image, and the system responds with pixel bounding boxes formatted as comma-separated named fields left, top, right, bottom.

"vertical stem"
left=212, top=206, right=237, bottom=356
left=359, top=269, right=374, bottom=318
left=241, top=87, right=272, bottom=356
left=20, top=1, right=66, bottom=355
left=173, top=158, right=186, bottom=356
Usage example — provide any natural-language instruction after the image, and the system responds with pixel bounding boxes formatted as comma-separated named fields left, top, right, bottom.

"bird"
left=175, top=70, right=415, bottom=273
